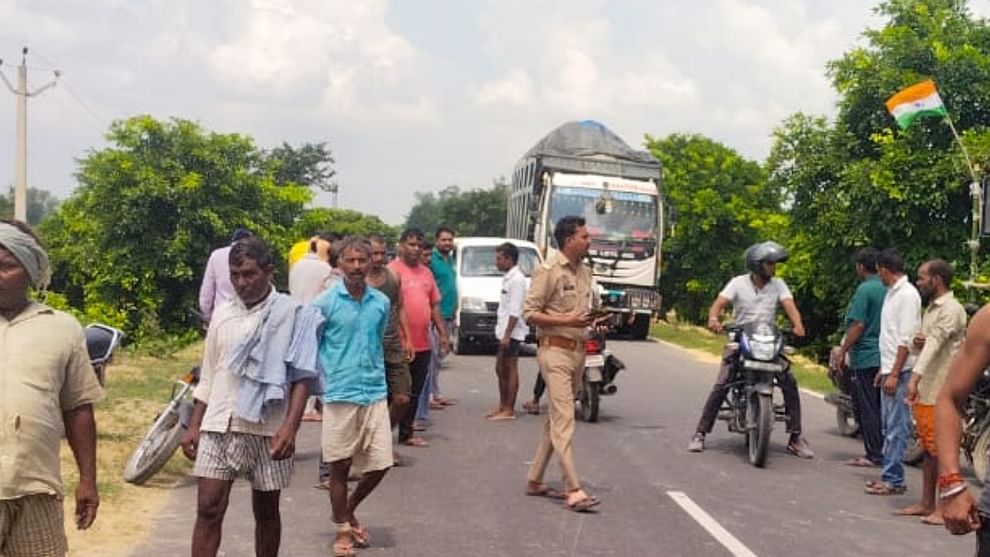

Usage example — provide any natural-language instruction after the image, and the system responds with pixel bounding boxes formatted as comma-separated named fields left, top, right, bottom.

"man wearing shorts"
left=367, top=235, right=414, bottom=461
left=900, top=259, right=965, bottom=524
left=0, top=220, right=103, bottom=557
left=313, top=237, right=394, bottom=557
left=487, top=241, right=528, bottom=421
left=182, top=236, right=320, bottom=557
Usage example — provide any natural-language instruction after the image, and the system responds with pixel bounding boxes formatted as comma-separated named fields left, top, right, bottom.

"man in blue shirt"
left=313, top=237, right=392, bottom=556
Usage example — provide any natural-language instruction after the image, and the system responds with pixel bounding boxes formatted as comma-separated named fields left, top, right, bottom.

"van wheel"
left=451, top=325, right=471, bottom=355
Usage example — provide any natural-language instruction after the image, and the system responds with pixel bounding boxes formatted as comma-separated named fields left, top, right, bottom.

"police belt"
left=538, top=335, right=582, bottom=352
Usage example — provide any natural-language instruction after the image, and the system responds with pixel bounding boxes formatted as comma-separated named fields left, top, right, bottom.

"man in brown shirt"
left=523, top=216, right=601, bottom=512
left=0, top=220, right=103, bottom=557
left=900, top=259, right=966, bottom=524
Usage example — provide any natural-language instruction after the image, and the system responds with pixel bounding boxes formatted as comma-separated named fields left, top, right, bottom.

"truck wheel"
left=629, top=314, right=651, bottom=340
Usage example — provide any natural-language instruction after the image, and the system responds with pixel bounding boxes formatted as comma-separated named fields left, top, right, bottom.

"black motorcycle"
left=577, top=331, right=625, bottom=422
left=717, top=322, right=791, bottom=467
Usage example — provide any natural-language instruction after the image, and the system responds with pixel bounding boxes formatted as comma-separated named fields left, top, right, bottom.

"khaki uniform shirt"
left=193, top=293, right=285, bottom=437
left=523, top=251, right=597, bottom=343
left=913, top=292, right=967, bottom=405
left=0, top=303, right=103, bottom=499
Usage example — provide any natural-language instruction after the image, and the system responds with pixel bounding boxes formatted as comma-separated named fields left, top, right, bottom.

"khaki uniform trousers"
left=527, top=345, right=585, bottom=492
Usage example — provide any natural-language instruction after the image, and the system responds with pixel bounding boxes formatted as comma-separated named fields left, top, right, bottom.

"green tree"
left=266, top=142, right=337, bottom=194
left=766, top=0, right=990, bottom=353
left=41, top=115, right=311, bottom=339
left=0, top=186, right=60, bottom=225
left=291, top=207, right=397, bottom=240
left=646, top=134, right=787, bottom=323
left=404, top=180, right=508, bottom=237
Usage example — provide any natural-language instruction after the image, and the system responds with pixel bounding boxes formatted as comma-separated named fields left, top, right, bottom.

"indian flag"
left=885, top=79, right=948, bottom=129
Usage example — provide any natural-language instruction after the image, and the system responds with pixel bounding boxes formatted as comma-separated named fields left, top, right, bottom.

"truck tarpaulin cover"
left=524, top=120, right=658, bottom=166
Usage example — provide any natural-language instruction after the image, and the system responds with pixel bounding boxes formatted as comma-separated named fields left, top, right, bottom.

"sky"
left=0, top=1, right=987, bottom=225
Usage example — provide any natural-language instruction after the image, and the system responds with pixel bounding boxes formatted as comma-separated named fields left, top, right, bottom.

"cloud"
left=206, top=0, right=439, bottom=126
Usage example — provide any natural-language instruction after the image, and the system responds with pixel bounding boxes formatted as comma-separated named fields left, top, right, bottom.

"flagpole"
left=944, top=115, right=984, bottom=301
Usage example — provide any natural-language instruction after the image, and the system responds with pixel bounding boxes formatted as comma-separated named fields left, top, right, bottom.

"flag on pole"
left=884, top=79, right=948, bottom=129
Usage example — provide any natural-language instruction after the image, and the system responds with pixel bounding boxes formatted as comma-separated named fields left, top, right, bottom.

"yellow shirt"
left=523, top=251, right=597, bottom=343
left=0, top=303, right=103, bottom=499
left=913, top=292, right=967, bottom=405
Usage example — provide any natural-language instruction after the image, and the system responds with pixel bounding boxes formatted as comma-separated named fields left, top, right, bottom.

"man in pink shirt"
left=388, top=228, right=448, bottom=447
left=198, top=228, right=253, bottom=324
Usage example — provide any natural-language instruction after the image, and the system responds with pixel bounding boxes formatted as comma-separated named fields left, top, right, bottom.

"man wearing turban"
left=0, top=220, right=104, bottom=556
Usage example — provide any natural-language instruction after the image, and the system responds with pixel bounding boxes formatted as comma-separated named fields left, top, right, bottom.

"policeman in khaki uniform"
left=523, top=216, right=602, bottom=512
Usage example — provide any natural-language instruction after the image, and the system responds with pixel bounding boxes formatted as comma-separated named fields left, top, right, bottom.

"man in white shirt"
left=866, top=248, right=921, bottom=496
left=288, top=232, right=335, bottom=304
left=486, top=242, right=529, bottom=421
left=688, top=241, right=812, bottom=458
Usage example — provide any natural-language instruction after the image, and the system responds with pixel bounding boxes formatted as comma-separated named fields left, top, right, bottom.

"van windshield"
left=460, top=246, right=540, bottom=277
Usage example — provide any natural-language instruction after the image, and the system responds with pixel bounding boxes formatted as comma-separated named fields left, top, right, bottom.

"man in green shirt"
left=835, top=248, right=886, bottom=467
left=428, top=226, right=457, bottom=406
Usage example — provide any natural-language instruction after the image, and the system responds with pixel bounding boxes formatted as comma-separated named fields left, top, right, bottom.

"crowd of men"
left=9, top=210, right=990, bottom=555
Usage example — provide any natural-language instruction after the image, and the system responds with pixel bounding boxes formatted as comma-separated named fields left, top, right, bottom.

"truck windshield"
left=460, top=246, right=541, bottom=277
left=549, top=186, right=657, bottom=242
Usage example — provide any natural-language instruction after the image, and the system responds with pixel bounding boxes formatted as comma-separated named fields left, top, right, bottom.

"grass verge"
left=61, top=342, right=203, bottom=556
left=650, top=320, right=835, bottom=395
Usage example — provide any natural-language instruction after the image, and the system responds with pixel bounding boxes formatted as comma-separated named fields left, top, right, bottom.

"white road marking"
left=666, top=491, right=758, bottom=557
left=800, top=387, right=824, bottom=400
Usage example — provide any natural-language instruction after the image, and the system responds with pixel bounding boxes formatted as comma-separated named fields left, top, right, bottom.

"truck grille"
left=486, top=302, right=499, bottom=312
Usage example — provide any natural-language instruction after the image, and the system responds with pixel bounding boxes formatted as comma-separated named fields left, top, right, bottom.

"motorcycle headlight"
left=749, top=339, right=777, bottom=361
left=460, top=296, right=486, bottom=311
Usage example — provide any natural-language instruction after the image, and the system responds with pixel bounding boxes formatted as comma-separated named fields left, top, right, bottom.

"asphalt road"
left=130, top=339, right=974, bottom=556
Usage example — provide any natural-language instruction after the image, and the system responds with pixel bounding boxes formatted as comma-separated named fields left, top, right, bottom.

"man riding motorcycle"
left=687, top=241, right=814, bottom=459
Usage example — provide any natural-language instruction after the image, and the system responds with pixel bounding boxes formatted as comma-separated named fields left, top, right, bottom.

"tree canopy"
left=41, top=115, right=314, bottom=339
left=404, top=181, right=508, bottom=237
left=647, top=134, right=786, bottom=322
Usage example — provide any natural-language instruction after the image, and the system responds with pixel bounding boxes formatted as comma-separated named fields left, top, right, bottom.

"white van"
left=451, top=237, right=542, bottom=354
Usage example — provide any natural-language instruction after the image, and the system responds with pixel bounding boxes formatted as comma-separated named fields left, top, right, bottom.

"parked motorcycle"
left=84, top=323, right=125, bottom=386
left=961, top=369, right=990, bottom=486
left=716, top=322, right=791, bottom=467
left=577, top=330, right=625, bottom=423
left=123, top=366, right=200, bottom=485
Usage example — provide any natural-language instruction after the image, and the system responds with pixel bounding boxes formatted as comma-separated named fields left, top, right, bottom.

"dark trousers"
left=978, top=517, right=990, bottom=557
left=850, top=366, right=883, bottom=464
left=399, top=350, right=432, bottom=442
left=695, top=345, right=803, bottom=435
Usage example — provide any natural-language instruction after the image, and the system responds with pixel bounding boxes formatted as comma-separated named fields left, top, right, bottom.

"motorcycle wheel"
left=123, top=406, right=185, bottom=485
left=970, top=428, right=990, bottom=487
left=579, top=378, right=601, bottom=423
left=747, top=392, right=772, bottom=468
left=903, top=431, right=925, bottom=466
left=835, top=407, right=860, bottom=437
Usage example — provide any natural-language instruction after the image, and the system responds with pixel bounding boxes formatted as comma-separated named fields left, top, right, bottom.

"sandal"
left=402, top=437, right=430, bottom=447
left=865, top=482, right=907, bottom=496
left=564, top=495, right=601, bottom=513
left=350, top=526, right=371, bottom=548
left=332, top=541, right=356, bottom=557
left=526, top=484, right=566, bottom=500
left=523, top=401, right=540, bottom=415
left=845, top=457, right=879, bottom=468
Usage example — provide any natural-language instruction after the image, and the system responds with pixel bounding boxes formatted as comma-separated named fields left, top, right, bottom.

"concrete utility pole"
left=0, top=47, right=59, bottom=221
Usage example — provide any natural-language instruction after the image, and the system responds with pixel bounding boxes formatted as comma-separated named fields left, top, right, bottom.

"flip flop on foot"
left=845, top=457, right=878, bottom=467
left=350, top=526, right=371, bottom=548
left=484, top=408, right=501, bottom=418
left=895, top=504, right=931, bottom=517
left=332, top=541, right=355, bottom=557
left=402, top=437, right=430, bottom=447
left=526, top=483, right=566, bottom=500
left=487, top=413, right=516, bottom=421
left=564, top=496, right=601, bottom=513
left=865, top=482, right=906, bottom=496
left=921, top=513, right=945, bottom=526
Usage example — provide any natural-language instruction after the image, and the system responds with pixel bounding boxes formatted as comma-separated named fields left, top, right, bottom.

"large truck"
left=506, top=120, right=663, bottom=339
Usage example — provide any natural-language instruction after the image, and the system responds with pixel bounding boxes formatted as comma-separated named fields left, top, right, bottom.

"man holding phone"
left=523, top=216, right=603, bottom=513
